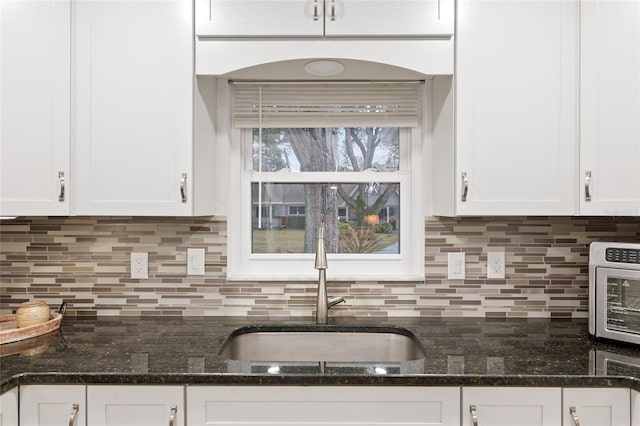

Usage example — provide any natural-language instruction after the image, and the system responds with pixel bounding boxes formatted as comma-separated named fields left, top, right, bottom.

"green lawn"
left=252, top=229, right=398, bottom=254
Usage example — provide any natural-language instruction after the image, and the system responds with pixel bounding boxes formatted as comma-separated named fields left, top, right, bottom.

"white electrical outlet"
left=447, top=252, right=466, bottom=280
left=131, top=252, right=148, bottom=279
left=187, top=248, right=205, bottom=276
left=487, top=252, right=505, bottom=279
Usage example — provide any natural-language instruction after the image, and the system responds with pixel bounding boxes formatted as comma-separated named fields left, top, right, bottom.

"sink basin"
left=218, top=325, right=426, bottom=363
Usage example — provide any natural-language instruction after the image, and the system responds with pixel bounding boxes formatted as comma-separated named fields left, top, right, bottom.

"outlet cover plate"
left=131, top=252, right=148, bottom=279
left=487, top=252, right=505, bottom=279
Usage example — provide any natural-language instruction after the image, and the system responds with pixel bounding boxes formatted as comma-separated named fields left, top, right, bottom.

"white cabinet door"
left=195, top=0, right=323, bottom=36
left=74, top=0, right=193, bottom=216
left=0, top=388, right=18, bottom=426
left=633, top=390, right=640, bottom=426
left=453, top=0, right=578, bottom=215
left=20, top=385, right=86, bottom=426
left=462, top=387, right=562, bottom=426
left=187, top=386, right=461, bottom=426
left=0, top=0, right=70, bottom=216
left=563, top=388, right=630, bottom=426
left=325, top=0, right=454, bottom=37
left=196, top=0, right=453, bottom=37
left=580, top=0, right=640, bottom=216
left=87, top=385, right=183, bottom=426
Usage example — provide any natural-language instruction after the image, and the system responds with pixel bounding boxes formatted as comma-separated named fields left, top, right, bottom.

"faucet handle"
left=328, top=296, right=345, bottom=308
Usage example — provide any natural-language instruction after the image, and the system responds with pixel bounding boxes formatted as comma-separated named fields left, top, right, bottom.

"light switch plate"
left=187, top=248, right=206, bottom=276
left=447, top=252, right=466, bottom=280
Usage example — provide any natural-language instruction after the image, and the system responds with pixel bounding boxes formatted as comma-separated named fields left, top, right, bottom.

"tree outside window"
left=251, top=127, right=400, bottom=255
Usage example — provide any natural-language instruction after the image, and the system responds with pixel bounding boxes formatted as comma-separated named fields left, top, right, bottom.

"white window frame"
left=227, top=125, right=424, bottom=282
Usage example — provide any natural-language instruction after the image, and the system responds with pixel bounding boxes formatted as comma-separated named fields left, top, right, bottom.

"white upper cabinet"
left=448, top=0, right=579, bottom=216
left=580, top=0, right=640, bottom=216
left=195, top=0, right=454, bottom=37
left=325, top=0, right=454, bottom=37
left=74, top=0, right=195, bottom=216
left=196, top=0, right=323, bottom=36
left=0, top=0, right=71, bottom=216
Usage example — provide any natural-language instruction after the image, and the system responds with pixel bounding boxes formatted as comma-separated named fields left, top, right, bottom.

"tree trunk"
left=304, top=184, right=339, bottom=253
left=288, top=128, right=339, bottom=253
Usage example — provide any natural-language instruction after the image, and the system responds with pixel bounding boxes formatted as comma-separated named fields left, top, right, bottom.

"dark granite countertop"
left=3, top=316, right=640, bottom=393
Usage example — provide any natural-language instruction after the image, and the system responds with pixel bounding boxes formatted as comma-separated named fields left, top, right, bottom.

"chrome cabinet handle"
left=58, top=171, right=65, bottom=202
left=584, top=171, right=592, bottom=202
left=313, top=0, right=319, bottom=20
left=169, top=404, right=178, bottom=426
left=330, top=0, right=336, bottom=20
left=470, top=405, right=478, bottom=426
left=569, top=406, right=581, bottom=426
left=68, top=404, right=79, bottom=426
left=180, top=173, right=187, bottom=203
left=461, top=172, right=469, bottom=202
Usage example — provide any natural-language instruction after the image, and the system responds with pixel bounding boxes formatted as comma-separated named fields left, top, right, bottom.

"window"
left=288, top=206, right=305, bottom=216
left=227, top=82, right=425, bottom=281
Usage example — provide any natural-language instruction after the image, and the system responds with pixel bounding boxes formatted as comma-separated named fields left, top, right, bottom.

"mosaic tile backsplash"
left=1, top=216, right=638, bottom=318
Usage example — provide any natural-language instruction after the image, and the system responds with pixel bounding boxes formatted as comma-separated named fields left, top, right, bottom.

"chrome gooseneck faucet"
left=315, top=223, right=345, bottom=324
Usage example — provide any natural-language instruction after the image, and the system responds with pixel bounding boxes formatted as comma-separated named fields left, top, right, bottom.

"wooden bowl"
left=15, top=300, right=50, bottom=328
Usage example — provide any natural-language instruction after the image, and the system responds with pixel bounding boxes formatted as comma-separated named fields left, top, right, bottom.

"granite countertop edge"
left=4, top=316, right=640, bottom=394
left=3, top=372, right=640, bottom=394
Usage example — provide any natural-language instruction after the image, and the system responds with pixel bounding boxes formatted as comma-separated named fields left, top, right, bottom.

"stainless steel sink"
left=218, top=325, right=426, bottom=363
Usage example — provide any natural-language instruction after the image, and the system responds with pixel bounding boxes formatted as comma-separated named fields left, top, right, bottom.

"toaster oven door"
left=597, top=267, right=640, bottom=344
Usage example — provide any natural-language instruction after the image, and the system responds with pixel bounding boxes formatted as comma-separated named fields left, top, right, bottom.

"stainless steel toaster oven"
left=589, top=242, right=640, bottom=345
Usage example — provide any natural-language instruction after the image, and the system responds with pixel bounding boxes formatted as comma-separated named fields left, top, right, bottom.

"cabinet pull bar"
left=584, top=171, right=592, bottom=202
left=461, top=172, right=469, bottom=202
left=58, top=171, right=65, bottom=202
left=470, top=404, right=478, bottom=426
left=569, top=406, right=581, bottom=426
left=180, top=173, right=187, bottom=203
left=68, top=403, right=79, bottom=426
left=313, top=0, right=319, bottom=20
left=169, top=404, right=178, bottom=426
left=330, top=0, right=336, bottom=20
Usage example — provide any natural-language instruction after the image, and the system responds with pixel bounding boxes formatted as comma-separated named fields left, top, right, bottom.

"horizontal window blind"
left=231, top=82, right=422, bottom=128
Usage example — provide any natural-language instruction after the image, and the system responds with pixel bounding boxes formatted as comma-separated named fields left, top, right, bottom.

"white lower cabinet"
left=19, top=385, right=86, bottom=426
left=462, top=387, right=562, bottom=426
left=186, top=386, right=461, bottom=426
left=563, top=388, right=630, bottom=426
left=0, top=388, right=18, bottom=426
left=87, top=385, right=184, bottom=426
left=633, top=390, right=640, bottom=426
left=8, top=384, right=638, bottom=425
